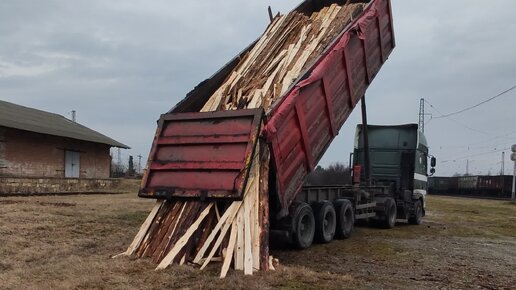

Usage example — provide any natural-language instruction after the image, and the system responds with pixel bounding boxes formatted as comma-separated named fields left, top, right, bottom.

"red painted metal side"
left=139, top=109, right=263, bottom=200
left=263, top=0, right=395, bottom=216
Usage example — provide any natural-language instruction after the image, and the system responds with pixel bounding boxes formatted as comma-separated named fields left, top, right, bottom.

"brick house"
left=0, top=100, right=129, bottom=194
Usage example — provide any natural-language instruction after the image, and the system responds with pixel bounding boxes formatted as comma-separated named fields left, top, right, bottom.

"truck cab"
left=353, top=124, right=433, bottom=221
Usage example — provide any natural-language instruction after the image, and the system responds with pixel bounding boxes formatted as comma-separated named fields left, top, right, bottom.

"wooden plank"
left=205, top=14, right=290, bottom=111
left=194, top=210, right=216, bottom=256
left=258, top=142, right=270, bottom=271
left=153, top=201, right=188, bottom=261
left=220, top=220, right=238, bottom=278
left=155, top=201, right=204, bottom=263
left=156, top=203, right=214, bottom=270
left=215, top=204, right=221, bottom=221
left=286, top=5, right=341, bottom=86
left=234, top=203, right=244, bottom=270
left=179, top=254, right=186, bottom=265
left=140, top=201, right=178, bottom=258
left=199, top=149, right=260, bottom=270
left=114, top=200, right=162, bottom=258
left=243, top=183, right=253, bottom=275
left=251, top=152, right=261, bottom=271
left=192, top=202, right=237, bottom=264
left=200, top=201, right=242, bottom=270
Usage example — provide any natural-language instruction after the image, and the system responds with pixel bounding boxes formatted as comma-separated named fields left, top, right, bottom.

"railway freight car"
left=428, top=176, right=452, bottom=194
left=428, top=175, right=513, bottom=199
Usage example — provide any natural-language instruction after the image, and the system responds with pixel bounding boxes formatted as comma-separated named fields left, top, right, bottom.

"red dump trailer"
left=139, top=0, right=396, bottom=248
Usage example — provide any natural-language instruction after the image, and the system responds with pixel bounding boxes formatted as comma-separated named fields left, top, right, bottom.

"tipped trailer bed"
left=139, top=0, right=399, bottom=251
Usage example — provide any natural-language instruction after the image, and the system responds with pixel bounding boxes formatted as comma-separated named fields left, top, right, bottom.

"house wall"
left=0, top=177, right=122, bottom=195
left=0, top=127, right=111, bottom=178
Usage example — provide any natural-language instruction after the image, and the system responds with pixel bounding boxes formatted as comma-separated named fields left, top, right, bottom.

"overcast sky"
left=1, top=0, right=515, bottom=176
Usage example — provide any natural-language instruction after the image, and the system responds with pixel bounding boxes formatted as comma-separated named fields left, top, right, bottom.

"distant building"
left=0, top=100, right=129, bottom=179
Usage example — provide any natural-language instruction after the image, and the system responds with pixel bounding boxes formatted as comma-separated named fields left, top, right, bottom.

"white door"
left=65, top=151, right=80, bottom=178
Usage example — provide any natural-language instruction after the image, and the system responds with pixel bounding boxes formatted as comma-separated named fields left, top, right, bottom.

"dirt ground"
left=0, top=185, right=514, bottom=289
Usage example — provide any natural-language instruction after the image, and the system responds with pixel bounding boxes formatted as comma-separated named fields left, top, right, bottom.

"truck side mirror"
left=431, top=157, right=436, bottom=168
left=430, top=167, right=435, bottom=176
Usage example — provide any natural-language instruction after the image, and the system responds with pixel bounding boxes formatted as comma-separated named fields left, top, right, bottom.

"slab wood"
left=156, top=203, right=214, bottom=270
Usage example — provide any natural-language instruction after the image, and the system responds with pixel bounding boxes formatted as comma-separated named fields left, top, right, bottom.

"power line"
left=435, top=138, right=516, bottom=151
left=439, top=147, right=510, bottom=163
left=433, top=84, right=516, bottom=119
left=424, top=99, right=491, bottom=135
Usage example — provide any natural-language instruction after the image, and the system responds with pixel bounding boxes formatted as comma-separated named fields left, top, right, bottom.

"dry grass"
left=0, top=189, right=515, bottom=289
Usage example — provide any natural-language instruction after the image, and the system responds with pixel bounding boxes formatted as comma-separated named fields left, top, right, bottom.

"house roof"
left=0, top=100, right=130, bottom=149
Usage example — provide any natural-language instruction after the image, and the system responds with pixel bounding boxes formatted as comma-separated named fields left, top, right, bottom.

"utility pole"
left=418, top=98, right=425, bottom=133
left=466, top=159, right=469, bottom=176
left=117, top=148, right=122, bottom=174
left=501, top=151, right=505, bottom=175
left=511, top=144, right=516, bottom=200
left=137, top=154, right=142, bottom=174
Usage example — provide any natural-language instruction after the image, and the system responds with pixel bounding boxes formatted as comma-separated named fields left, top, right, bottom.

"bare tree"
left=305, top=162, right=351, bottom=185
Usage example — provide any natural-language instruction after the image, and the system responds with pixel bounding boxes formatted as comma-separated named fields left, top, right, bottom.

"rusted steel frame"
left=386, top=0, right=396, bottom=48
left=157, top=135, right=250, bottom=145
left=270, top=137, right=285, bottom=206
left=360, top=95, right=371, bottom=186
left=294, top=102, right=314, bottom=171
left=321, top=77, right=337, bottom=137
left=140, top=119, right=164, bottom=191
left=161, top=108, right=262, bottom=121
left=361, top=37, right=371, bottom=84
left=149, top=161, right=243, bottom=171
left=258, top=140, right=270, bottom=271
left=342, top=49, right=354, bottom=108
left=235, top=110, right=264, bottom=197
left=376, top=15, right=385, bottom=63
left=140, top=187, right=243, bottom=200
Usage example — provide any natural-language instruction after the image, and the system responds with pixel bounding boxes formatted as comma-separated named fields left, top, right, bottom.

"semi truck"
left=281, top=124, right=436, bottom=248
left=137, top=0, right=435, bottom=250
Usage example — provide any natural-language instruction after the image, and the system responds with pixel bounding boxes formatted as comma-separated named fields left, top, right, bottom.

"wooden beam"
left=156, top=203, right=214, bottom=270
left=115, top=200, right=162, bottom=257
left=220, top=220, right=238, bottom=278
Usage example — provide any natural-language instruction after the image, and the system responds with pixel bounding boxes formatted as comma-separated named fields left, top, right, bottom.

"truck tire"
left=408, top=200, right=423, bottom=225
left=291, top=202, right=315, bottom=249
left=381, top=198, right=397, bottom=229
left=312, top=201, right=336, bottom=243
left=334, top=199, right=354, bottom=239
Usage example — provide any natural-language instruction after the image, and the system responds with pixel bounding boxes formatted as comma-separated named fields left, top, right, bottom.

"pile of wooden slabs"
left=118, top=2, right=365, bottom=278
left=202, top=3, right=365, bottom=112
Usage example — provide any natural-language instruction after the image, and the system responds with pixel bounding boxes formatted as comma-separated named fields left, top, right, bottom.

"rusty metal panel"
left=139, top=109, right=263, bottom=200
left=263, top=0, right=395, bottom=216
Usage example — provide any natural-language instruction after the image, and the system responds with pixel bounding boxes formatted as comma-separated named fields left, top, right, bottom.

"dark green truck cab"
left=353, top=124, right=433, bottom=221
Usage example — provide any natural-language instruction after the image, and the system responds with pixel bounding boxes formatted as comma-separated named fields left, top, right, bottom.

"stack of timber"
left=118, top=2, right=365, bottom=278
left=202, top=2, right=365, bottom=112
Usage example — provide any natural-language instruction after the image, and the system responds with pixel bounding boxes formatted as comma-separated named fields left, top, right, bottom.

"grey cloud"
left=1, top=0, right=515, bottom=176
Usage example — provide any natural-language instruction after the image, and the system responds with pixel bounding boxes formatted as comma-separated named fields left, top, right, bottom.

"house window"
left=65, top=150, right=80, bottom=178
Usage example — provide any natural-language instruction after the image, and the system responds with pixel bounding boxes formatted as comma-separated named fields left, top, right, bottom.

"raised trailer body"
left=138, top=0, right=399, bottom=250
left=140, top=0, right=394, bottom=206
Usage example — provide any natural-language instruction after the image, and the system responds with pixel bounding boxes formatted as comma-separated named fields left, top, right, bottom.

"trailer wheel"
left=312, top=201, right=336, bottom=243
left=291, top=202, right=315, bottom=249
left=381, top=198, right=397, bottom=229
left=408, top=200, right=423, bottom=225
left=334, top=199, right=354, bottom=239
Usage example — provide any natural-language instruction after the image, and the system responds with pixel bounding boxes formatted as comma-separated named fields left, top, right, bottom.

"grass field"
left=0, top=187, right=514, bottom=289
